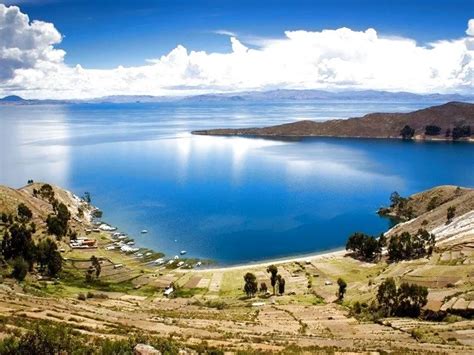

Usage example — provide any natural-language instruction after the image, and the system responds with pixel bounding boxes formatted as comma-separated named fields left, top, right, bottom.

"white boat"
left=177, top=261, right=184, bottom=267
left=180, top=250, right=187, bottom=255
left=141, top=229, right=148, bottom=234
left=127, top=241, right=135, bottom=245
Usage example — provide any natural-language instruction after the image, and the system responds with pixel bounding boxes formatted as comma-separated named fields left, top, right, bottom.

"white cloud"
left=0, top=4, right=473, bottom=99
left=213, top=29, right=237, bottom=37
left=467, top=19, right=474, bottom=36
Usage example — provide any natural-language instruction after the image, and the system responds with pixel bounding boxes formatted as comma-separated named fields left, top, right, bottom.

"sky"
left=0, top=0, right=473, bottom=99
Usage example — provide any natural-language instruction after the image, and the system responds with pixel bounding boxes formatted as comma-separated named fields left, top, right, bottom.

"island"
left=192, top=101, right=474, bottom=141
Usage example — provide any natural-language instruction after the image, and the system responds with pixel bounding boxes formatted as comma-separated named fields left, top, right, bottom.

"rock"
left=134, top=344, right=161, bottom=355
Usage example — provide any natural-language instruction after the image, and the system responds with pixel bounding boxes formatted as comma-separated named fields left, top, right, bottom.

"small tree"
left=277, top=277, right=286, bottom=295
left=266, top=265, right=279, bottom=295
left=260, top=282, right=268, bottom=294
left=17, top=203, right=33, bottom=222
left=377, top=278, right=398, bottom=316
left=400, top=125, right=415, bottom=140
left=12, top=257, right=28, bottom=281
left=90, top=255, right=101, bottom=278
left=243, top=273, right=258, bottom=297
left=447, top=206, right=456, bottom=221
left=337, top=278, right=347, bottom=301
left=396, top=283, right=428, bottom=317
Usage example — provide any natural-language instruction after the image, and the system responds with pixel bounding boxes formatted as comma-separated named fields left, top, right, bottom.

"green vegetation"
left=0, top=320, right=207, bottom=354
left=337, top=278, right=347, bottom=301
left=12, top=257, right=28, bottom=281
left=46, top=202, right=70, bottom=239
left=345, top=232, right=383, bottom=261
left=451, top=125, right=471, bottom=140
left=377, top=278, right=428, bottom=317
left=400, top=125, right=415, bottom=139
left=17, top=203, right=32, bottom=222
left=388, top=229, right=435, bottom=261
left=1, top=202, right=63, bottom=281
left=243, top=272, right=258, bottom=297
left=424, top=125, right=441, bottom=136
left=447, top=206, right=456, bottom=221
left=36, top=238, right=62, bottom=277
left=267, top=264, right=278, bottom=295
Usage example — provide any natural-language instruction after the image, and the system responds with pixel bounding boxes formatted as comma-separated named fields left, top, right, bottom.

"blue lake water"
left=1, top=101, right=473, bottom=265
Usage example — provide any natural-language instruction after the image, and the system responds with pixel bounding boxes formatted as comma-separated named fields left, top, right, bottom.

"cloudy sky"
left=0, top=0, right=473, bottom=99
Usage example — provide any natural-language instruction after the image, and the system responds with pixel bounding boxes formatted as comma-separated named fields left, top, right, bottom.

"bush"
left=400, top=125, right=415, bottom=139
left=77, top=293, right=86, bottom=301
left=346, top=232, right=382, bottom=261
left=12, top=257, right=28, bottom=281
left=376, top=278, right=428, bottom=318
left=424, top=125, right=441, bottom=136
left=388, top=229, right=435, bottom=261
left=17, top=203, right=33, bottom=222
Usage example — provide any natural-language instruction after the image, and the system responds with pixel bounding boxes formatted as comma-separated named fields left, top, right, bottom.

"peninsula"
left=192, top=102, right=474, bottom=141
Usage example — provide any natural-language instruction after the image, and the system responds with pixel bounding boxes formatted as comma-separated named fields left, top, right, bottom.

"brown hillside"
left=192, top=101, right=474, bottom=139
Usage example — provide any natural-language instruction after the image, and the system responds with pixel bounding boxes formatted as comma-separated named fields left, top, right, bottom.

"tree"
left=388, top=229, right=435, bottom=262
left=243, top=272, right=258, bottom=297
left=2, top=223, right=36, bottom=269
left=47, top=252, right=63, bottom=277
left=260, top=282, right=268, bottom=294
left=39, top=184, right=55, bottom=201
left=17, top=203, right=33, bottom=222
left=447, top=206, right=456, bottom=221
left=452, top=125, right=471, bottom=140
left=376, top=278, right=398, bottom=316
left=12, top=257, right=28, bottom=281
left=424, top=125, right=441, bottom=136
left=389, top=191, right=402, bottom=207
left=337, top=278, right=347, bottom=301
left=266, top=265, right=279, bottom=295
left=37, top=239, right=62, bottom=277
left=90, top=255, right=101, bottom=278
left=46, top=215, right=66, bottom=238
left=83, top=192, right=91, bottom=203
left=346, top=233, right=382, bottom=262
left=445, top=128, right=451, bottom=138
left=277, top=277, right=286, bottom=295
left=400, top=125, right=415, bottom=140
left=396, top=283, right=428, bottom=317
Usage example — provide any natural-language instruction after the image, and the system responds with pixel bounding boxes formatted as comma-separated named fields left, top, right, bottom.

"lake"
left=1, top=101, right=473, bottom=265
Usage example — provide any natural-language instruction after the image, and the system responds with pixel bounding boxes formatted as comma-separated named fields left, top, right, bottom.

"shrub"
left=77, top=293, right=86, bottom=301
left=424, top=125, right=441, bottom=136
left=12, top=257, right=28, bottom=281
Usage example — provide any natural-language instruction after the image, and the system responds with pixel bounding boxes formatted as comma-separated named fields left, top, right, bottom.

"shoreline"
left=198, top=248, right=347, bottom=272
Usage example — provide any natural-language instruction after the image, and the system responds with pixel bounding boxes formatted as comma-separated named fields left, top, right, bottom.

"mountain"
left=192, top=101, right=474, bottom=141
left=0, top=95, right=26, bottom=102
left=1, top=90, right=474, bottom=105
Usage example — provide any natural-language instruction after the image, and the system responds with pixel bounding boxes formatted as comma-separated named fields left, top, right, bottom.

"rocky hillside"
left=192, top=102, right=474, bottom=140
left=0, top=183, right=93, bottom=238
left=383, top=185, right=474, bottom=239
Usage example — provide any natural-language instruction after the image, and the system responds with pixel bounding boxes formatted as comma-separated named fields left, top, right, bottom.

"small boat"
left=180, top=250, right=187, bottom=255
left=177, top=261, right=184, bottom=267
left=141, top=230, right=148, bottom=234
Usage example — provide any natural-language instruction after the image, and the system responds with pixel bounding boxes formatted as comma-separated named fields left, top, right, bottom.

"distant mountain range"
left=1, top=90, right=474, bottom=105
left=192, top=101, right=474, bottom=141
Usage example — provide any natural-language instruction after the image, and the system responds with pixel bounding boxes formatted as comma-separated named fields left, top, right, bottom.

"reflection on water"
left=1, top=101, right=473, bottom=264
left=0, top=106, right=71, bottom=187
